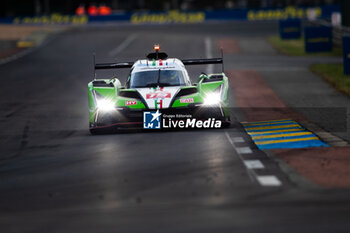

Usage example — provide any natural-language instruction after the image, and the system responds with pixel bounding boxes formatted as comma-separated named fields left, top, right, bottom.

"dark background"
left=0, top=0, right=340, bottom=17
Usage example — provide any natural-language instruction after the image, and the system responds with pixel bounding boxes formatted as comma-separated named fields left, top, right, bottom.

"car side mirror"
left=198, top=73, right=208, bottom=82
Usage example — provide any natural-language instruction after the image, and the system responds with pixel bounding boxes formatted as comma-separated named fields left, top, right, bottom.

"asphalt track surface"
left=1, top=22, right=350, bottom=232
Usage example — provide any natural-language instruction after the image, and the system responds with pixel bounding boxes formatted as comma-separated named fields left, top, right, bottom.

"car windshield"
left=130, top=70, right=186, bottom=88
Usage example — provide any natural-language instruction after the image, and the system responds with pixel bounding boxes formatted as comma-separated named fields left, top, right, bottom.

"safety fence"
left=0, top=5, right=340, bottom=25
left=278, top=17, right=350, bottom=76
left=310, top=20, right=350, bottom=47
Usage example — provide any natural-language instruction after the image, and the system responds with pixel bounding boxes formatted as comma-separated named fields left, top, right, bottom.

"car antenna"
left=93, top=52, right=96, bottom=80
left=220, top=48, right=224, bottom=73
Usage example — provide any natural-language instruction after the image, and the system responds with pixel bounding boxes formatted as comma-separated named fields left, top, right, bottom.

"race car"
left=88, top=45, right=230, bottom=134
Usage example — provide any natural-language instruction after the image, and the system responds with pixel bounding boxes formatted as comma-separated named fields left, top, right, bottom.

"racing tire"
left=222, top=116, right=231, bottom=128
left=222, top=121, right=231, bottom=128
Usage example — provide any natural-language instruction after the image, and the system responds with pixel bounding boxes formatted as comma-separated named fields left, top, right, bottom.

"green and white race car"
left=88, top=45, right=230, bottom=134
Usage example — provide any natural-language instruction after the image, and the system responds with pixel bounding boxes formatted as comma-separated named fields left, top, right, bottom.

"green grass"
left=310, top=64, right=350, bottom=96
left=268, top=35, right=342, bottom=57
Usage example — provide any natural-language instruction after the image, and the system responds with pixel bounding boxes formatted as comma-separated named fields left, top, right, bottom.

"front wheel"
left=221, top=116, right=231, bottom=128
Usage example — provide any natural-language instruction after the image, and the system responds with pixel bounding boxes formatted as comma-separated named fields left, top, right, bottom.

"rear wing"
left=93, top=49, right=224, bottom=78
left=95, top=62, right=134, bottom=70
left=181, top=58, right=222, bottom=66
left=94, top=58, right=222, bottom=69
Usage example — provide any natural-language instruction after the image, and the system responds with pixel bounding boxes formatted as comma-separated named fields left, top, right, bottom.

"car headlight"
left=203, top=93, right=221, bottom=106
left=97, top=99, right=115, bottom=112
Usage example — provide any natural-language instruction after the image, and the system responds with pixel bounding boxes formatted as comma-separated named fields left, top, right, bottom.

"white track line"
left=232, top=137, right=245, bottom=143
left=0, top=47, right=33, bottom=65
left=109, top=34, right=138, bottom=57
left=225, top=132, right=256, bottom=182
left=257, top=176, right=282, bottom=186
left=236, top=147, right=252, bottom=154
left=225, top=132, right=282, bottom=187
left=244, top=160, right=265, bottom=169
left=205, top=37, right=214, bottom=74
left=0, top=31, right=58, bottom=66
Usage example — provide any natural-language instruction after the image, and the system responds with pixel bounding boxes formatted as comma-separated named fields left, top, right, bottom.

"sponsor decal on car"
left=155, top=99, right=163, bottom=109
left=146, top=92, right=171, bottom=99
left=125, top=100, right=137, bottom=105
left=180, top=98, right=194, bottom=103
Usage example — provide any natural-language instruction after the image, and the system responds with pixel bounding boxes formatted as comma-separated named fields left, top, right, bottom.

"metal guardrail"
left=310, top=19, right=350, bottom=47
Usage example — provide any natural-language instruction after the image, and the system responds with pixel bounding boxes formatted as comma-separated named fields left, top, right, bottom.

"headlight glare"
left=97, top=99, right=115, bottom=112
left=203, top=93, right=221, bottom=106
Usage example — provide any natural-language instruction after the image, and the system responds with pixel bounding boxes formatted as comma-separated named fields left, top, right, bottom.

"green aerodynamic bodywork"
left=88, top=49, right=230, bottom=134
left=88, top=72, right=230, bottom=134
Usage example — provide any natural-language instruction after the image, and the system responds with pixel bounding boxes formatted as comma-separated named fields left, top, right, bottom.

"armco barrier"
left=0, top=5, right=340, bottom=25
left=343, top=36, right=350, bottom=75
left=311, top=19, right=350, bottom=47
left=279, top=19, right=301, bottom=39
left=304, top=26, right=332, bottom=53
